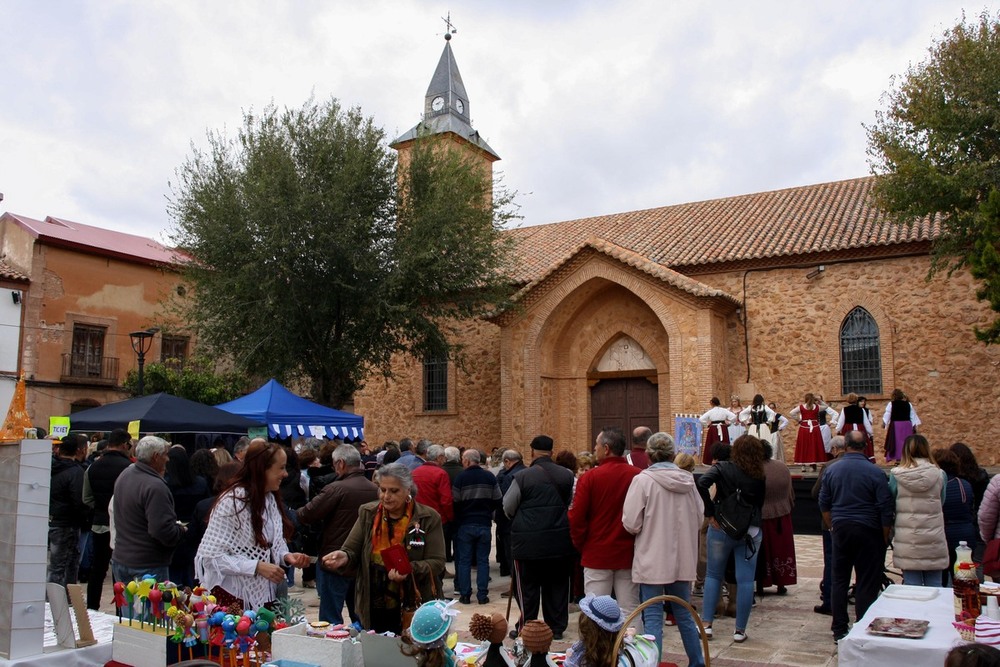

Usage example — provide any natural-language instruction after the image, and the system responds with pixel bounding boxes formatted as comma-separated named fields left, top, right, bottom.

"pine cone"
left=469, top=614, right=493, bottom=641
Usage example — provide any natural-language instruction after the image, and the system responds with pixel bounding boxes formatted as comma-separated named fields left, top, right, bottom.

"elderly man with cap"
left=503, top=435, right=575, bottom=640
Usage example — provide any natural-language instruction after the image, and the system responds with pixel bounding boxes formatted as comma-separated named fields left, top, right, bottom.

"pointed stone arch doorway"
left=589, top=334, right=660, bottom=445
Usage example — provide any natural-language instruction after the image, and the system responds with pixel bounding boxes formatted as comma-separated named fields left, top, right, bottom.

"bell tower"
left=391, top=28, right=500, bottom=181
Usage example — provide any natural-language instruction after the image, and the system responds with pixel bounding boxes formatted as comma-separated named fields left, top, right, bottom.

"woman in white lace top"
left=195, top=439, right=310, bottom=609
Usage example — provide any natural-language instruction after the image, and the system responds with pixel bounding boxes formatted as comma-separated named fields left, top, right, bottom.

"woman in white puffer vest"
left=889, top=434, right=949, bottom=586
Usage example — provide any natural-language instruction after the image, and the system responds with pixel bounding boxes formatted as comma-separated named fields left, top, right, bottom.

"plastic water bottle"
left=954, top=540, right=980, bottom=622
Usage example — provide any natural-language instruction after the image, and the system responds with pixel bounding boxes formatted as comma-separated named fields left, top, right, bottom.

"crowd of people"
left=41, top=385, right=1000, bottom=666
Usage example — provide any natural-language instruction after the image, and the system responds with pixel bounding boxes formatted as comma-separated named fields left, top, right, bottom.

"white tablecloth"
left=0, top=606, right=114, bottom=667
left=838, top=584, right=966, bottom=667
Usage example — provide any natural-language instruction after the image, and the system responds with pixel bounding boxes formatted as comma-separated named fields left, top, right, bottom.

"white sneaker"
left=733, top=630, right=748, bottom=643
left=703, top=625, right=713, bottom=639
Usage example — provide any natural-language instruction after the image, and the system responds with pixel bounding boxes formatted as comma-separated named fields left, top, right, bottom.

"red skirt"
left=758, top=514, right=797, bottom=587
left=793, top=422, right=826, bottom=464
left=702, top=422, right=730, bottom=465
left=840, top=424, right=875, bottom=461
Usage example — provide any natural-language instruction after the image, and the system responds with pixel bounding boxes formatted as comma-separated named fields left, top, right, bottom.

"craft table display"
left=0, top=604, right=114, bottom=667
left=838, top=584, right=965, bottom=667
left=0, top=439, right=52, bottom=661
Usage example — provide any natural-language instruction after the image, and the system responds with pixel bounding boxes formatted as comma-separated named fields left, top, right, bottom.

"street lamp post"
left=129, top=328, right=159, bottom=396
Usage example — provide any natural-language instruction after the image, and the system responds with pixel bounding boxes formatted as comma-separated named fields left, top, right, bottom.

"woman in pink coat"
left=622, top=432, right=705, bottom=667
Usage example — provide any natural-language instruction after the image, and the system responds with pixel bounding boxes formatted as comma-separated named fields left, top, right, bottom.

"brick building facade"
left=355, top=40, right=1000, bottom=464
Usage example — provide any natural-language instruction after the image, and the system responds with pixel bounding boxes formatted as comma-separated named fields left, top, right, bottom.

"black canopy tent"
left=67, top=393, right=264, bottom=434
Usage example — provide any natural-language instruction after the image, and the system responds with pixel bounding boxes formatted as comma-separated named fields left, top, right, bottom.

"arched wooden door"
left=590, top=377, right=659, bottom=446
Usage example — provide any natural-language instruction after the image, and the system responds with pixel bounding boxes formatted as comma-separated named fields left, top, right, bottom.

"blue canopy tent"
left=215, top=379, right=365, bottom=441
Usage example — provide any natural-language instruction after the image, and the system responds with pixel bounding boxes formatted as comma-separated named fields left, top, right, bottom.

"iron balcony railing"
left=60, top=354, right=119, bottom=385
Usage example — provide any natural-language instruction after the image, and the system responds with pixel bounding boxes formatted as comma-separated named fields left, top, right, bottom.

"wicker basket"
left=612, top=594, right=711, bottom=667
left=953, top=621, right=976, bottom=641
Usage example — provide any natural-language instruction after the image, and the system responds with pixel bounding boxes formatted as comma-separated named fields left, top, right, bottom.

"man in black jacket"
left=48, top=433, right=89, bottom=587
left=494, top=449, right=525, bottom=578
left=502, top=435, right=575, bottom=639
left=82, top=428, right=132, bottom=609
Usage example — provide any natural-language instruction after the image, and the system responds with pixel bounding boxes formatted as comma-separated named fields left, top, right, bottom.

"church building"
left=355, top=37, right=1000, bottom=463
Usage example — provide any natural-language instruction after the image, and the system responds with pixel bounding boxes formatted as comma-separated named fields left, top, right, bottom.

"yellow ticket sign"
left=50, top=416, right=71, bottom=440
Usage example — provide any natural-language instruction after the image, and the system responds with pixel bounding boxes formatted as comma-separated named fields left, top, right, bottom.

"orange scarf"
left=371, top=500, right=414, bottom=567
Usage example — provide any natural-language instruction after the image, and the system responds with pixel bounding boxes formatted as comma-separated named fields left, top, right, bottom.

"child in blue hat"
left=402, top=599, right=461, bottom=667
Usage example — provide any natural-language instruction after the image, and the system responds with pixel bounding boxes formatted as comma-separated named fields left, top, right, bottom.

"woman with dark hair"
left=889, top=434, right=948, bottom=586
left=932, top=447, right=976, bottom=584
left=323, top=462, right=445, bottom=634
left=883, top=388, right=921, bottom=463
left=166, top=446, right=211, bottom=584
left=756, top=443, right=797, bottom=596
left=189, top=448, right=220, bottom=492
left=195, top=439, right=311, bottom=609
left=381, top=443, right=401, bottom=466
left=952, top=443, right=991, bottom=511
left=697, top=434, right=766, bottom=643
left=836, top=393, right=874, bottom=461
left=699, top=397, right=737, bottom=466
left=739, top=394, right=775, bottom=450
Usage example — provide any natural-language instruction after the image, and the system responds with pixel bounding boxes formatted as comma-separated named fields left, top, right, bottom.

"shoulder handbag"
left=400, top=574, right=422, bottom=632
left=714, top=463, right=754, bottom=540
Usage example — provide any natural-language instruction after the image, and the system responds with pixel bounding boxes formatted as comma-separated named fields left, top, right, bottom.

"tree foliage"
left=168, top=97, right=516, bottom=407
left=122, top=358, right=246, bottom=404
left=867, top=11, right=1000, bottom=342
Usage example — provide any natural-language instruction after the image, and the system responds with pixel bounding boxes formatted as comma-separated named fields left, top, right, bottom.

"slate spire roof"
left=392, top=35, right=499, bottom=161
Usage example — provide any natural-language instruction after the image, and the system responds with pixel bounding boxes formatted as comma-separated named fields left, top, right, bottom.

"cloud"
left=1, top=0, right=994, bottom=240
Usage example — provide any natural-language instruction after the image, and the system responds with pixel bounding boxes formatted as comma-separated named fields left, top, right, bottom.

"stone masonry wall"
left=354, top=317, right=502, bottom=451
left=697, top=255, right=1000, bottom=463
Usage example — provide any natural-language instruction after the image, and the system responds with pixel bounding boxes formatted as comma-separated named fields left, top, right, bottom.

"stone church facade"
left=355, top=40, right=1000, bottom=463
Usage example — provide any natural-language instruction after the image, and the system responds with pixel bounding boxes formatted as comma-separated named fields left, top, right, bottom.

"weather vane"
left=442, top=12, right=457, bottom=40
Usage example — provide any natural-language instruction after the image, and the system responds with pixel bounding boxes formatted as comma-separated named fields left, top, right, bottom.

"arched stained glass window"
left=840, top=307, right=882, bottom=395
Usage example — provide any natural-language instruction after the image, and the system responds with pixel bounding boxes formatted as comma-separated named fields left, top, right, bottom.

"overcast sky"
left=3, top=1, right=996, bottom=243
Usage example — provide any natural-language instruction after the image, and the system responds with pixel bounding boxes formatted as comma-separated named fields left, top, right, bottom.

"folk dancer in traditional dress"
left=857, top=396, right=875, bottom=461
left=728, top=397, right=747, bottom=443
left=699, top=397, right=737, bottom=466
left=739, top=394, right=775, bottom=447
left=789, top=393, right=827, bottom=469
left=836, top=393, right=874, bottom=461
left=767, top=402, right=789, bottom=464
left=815, top=395, right=838, bottom=460
left=883, top=388, right=921, bottom=463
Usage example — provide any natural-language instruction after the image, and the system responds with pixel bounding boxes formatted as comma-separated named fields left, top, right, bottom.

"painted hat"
left=408, top=599, right=460, bottom=645
left=578, top=594, right=625, bottom=633
left=520, top=620, right=553, bottom=653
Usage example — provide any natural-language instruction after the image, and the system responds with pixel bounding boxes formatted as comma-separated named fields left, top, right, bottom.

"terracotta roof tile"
left=515, top=237, right=738, bottom=304
left=507, top=176, right=938, bottom=284
left=0, top=258, right=28, bottom=282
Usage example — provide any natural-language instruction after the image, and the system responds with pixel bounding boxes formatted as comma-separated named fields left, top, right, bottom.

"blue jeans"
left=456, top=523, right=492, bottom=600
left=111, top=561, right=169, bottom=620
left=639, top=582, right=704, bottom=667
left=317, top=566, right=357, bottom=625
left=702, top=525, right=762, bottom=632
left=47, top=526, right=81, bottom=586
left=902, top=569, right=945, bottom=587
